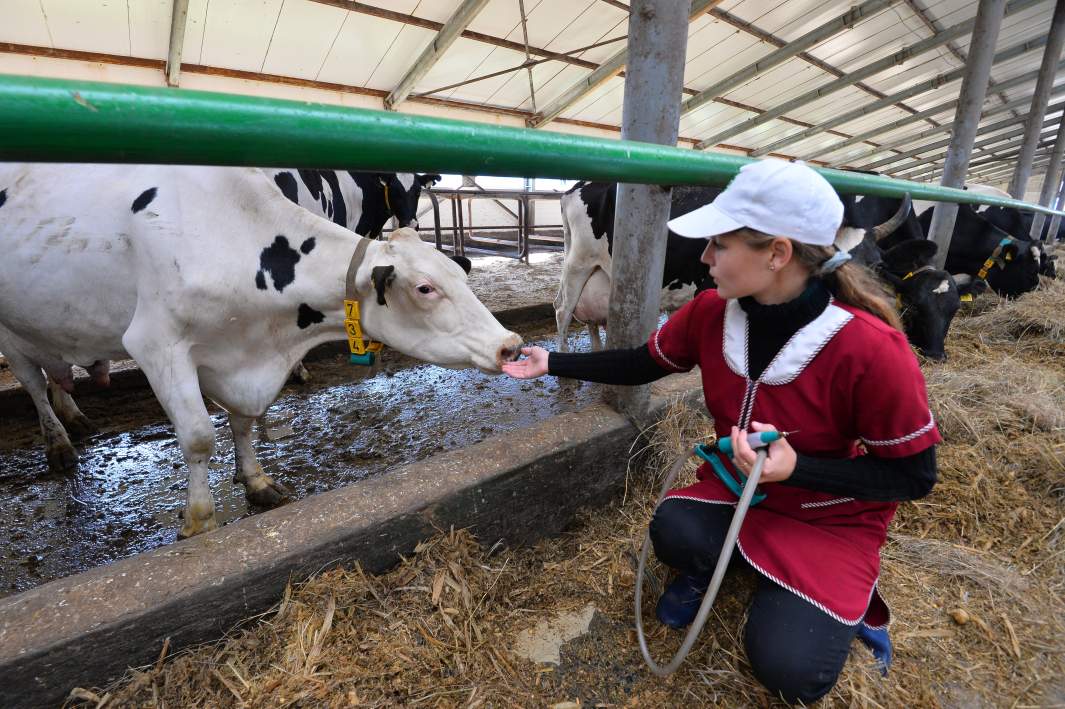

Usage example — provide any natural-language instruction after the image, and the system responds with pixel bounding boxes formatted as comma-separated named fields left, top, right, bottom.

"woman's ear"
left=771, top=237, right=794, bottom=267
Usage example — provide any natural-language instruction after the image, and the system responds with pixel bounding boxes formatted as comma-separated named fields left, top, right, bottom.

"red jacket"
left=648, top=290, right=940, bottom=626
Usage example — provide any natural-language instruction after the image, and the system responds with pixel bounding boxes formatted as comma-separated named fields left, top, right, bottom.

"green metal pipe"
left=0, top=73, right=1063, bottom=217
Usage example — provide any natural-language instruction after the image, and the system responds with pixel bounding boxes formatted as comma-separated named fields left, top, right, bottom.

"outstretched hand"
left=730, top=421, right=796, bottom=483
left=501, top=346, right=550, bottom=379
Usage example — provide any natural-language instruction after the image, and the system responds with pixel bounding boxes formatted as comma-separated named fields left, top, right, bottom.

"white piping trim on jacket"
left=659, top=494, right=735, bottom=507
left=761, top=302, right=852, bottom=385
left=800, top=496, right=856, bottom=509
left=652, top=327, right=687, bottom=371
left=736, top=541, right=864, bottom=625
left=861, top=413, right=936, bottom=447
left=723, top=299, right=747, bottom=377
left=722, top=298, right=853, bottom=384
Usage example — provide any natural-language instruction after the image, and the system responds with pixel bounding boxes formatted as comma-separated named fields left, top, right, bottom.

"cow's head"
left=877, top=240, right=983, bottom=360
left=357, top=228, right=521, bottom=373
left=984, top=231, right=1041, bottom=298
left=380, top=173, right=442, bottom=230
left=834, top=194, right=913, bottom=271
left=920, top=206, right=1041, bottom=298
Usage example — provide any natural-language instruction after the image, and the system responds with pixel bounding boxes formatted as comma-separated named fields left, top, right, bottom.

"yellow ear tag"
left=344, top=299, right=367, bottom=354
left=959, top=293, right=973, bottom=302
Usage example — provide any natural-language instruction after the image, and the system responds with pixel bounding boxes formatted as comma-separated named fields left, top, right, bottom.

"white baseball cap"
left=667, top=158, right=843, bottom=246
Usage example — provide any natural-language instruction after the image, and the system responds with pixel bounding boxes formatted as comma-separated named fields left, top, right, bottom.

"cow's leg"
left=230, top=413, right=292, bottom=508
left=2, top=347, right=78, bottom=472
left=588, top=324, right=603, bottom=351
left=124, top=330, right=218, bottom=538
left=48, top=379, right=97, bottom=440
left=289, top=360, right=310, bottom=384
left=555, top=263, right=597, bottom=353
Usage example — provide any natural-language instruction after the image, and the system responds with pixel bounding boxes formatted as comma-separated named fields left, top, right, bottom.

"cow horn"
left=871, top=193, right=912, bottom=242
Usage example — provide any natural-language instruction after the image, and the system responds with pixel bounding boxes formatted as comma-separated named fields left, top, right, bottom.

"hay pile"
left=74, top=282, right=1065, bottom=708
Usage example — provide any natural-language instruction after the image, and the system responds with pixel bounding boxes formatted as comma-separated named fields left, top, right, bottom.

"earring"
left=768, top=262, right=776, bottom=271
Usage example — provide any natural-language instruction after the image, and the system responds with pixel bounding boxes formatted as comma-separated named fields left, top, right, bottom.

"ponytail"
left=821, top=259, right=904, bottom=331
left=739, top=231, right=903, bottom=332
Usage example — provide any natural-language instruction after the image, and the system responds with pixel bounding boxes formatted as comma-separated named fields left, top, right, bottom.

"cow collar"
left=976, top=236, right=1015, bottom=281
left=892, top=264, right=936, bottom=309
left=723, top=297, right=852, bottom=385
left=343, top=238, right=384, bottom=365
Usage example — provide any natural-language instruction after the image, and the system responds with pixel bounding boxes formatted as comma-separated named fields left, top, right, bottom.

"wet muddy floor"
left=0, top=319, right=607, bottom=597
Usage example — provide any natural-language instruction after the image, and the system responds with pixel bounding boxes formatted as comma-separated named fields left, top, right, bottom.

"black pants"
left=650, top=498, right=859, bottom=705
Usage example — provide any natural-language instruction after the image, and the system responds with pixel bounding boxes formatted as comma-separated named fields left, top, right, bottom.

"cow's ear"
left=1001, top=242, right=1021, bottom=261
left=882, top=239, right=937, bottom=271
left=418, top=174, right=442, bottom=187
left=451, top=255, right=472, bottom=274
left=371, top=265, right=396, bottom=306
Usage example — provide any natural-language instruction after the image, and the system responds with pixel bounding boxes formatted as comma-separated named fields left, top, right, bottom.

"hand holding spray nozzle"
left=716, top=429, right=788, bottom=457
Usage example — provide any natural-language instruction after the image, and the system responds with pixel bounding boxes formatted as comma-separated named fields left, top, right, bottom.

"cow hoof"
left=45, top=440, right=79, bottom=473
left=177, top=513, right=219, bottom=539
left=63, top=413, right=98, bottom=441
left=245, top=479, right=292, bottom=509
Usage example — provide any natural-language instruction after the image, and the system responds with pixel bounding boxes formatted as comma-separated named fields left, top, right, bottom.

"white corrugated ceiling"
left=0, top=0, right=1061, bottom=187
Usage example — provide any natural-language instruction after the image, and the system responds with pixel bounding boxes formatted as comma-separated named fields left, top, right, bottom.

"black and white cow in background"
left=917, top=202, right=1042, bottom=299
left=269, top=170, right=441, bottom=238
left=837, top=193, right=984, bottom=360
left=836, top=194, right=985, bottom=360
left=0, top=164, right=520, bottom=539
left=978, top=204, right=1058, bottom=279
left=555, top=182, right=718, bottom=351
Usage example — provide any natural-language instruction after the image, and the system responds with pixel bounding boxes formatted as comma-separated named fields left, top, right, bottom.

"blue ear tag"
left=349, top=352, right=376, bottom=366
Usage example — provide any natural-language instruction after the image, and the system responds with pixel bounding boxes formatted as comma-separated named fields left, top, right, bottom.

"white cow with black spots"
left=0, top=164, right=521, bottom=538
left=265, top=169, right=441, bottom=385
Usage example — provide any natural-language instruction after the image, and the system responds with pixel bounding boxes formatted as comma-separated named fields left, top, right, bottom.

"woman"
left=502, top=159, right=939, bottom=704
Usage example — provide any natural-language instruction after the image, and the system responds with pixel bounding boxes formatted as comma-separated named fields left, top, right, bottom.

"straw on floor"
left=72, top=280, right=1065, bottom=708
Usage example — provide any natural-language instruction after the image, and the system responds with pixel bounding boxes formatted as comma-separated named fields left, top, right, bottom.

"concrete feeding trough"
left=0, top=370, right=700, bottom=707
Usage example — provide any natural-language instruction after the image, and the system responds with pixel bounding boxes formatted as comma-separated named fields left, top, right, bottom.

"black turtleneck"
left=739, top=279, right=830, bottom=380
left=546, top=284, right=936, bottom=502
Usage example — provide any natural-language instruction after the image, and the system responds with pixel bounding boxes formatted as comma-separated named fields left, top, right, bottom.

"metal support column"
left=1008, top=0, right=1065, bottom=197
left=605, top=0, right=690, bottom=420
left=1030, top=115, right=1065, bottom=239
left=165, top=0, right=190, bottom=87
left=926, top=0, right=1007, bottom=269
left=1047, top=175, right=1065, bottom=241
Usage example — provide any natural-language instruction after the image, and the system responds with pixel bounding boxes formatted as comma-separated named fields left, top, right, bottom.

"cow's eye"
left=417, top=284, right=434, bottom=295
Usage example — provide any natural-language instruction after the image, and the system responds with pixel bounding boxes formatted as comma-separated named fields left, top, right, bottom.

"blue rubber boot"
left=856, top=624, right=893, bottom=676
left=655, top=573, right=711, bottom=629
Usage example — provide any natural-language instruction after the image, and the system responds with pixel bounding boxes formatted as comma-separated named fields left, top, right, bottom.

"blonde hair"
left=739, top=230, right=903, bottom=332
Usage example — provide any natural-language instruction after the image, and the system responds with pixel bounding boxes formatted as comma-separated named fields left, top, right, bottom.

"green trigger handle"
left=693, top=432, right=780, bottom=506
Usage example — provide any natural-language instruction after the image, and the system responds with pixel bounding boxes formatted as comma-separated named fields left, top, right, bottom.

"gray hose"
left=635, top=447, right=768, bottom=677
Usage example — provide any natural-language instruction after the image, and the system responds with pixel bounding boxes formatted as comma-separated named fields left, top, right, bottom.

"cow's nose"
left=497, top=334, right=523, bottom=365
